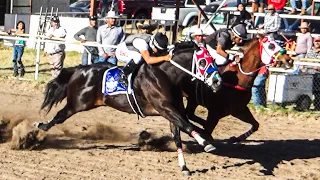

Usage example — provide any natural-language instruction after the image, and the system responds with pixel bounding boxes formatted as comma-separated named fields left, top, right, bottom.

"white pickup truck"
left=151, top=0, right=213, bottom=27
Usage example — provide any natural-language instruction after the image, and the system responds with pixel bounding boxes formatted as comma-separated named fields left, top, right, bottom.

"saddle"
left=102, top=66, right=145, bottom=118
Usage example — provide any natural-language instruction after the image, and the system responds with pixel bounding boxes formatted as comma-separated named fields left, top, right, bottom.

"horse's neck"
left=222, top=39, right=261, bottom=89
left=159, top=49, right=194, bottom=82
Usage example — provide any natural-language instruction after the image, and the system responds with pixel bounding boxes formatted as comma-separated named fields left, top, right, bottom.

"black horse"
left=34, top=44, right=215, bottom=175
left=182, top=36, right=293, bottom=143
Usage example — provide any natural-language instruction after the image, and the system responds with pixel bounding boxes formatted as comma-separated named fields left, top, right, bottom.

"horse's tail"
left=40, top=66, right=77, bottom=114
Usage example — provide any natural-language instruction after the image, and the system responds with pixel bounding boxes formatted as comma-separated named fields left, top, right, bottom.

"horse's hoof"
left=228, top=136, right=240, bottom=144
left=204, top=144, right=216, bottom=153
left=181, top=166, right=191, bottom=176
left=33, top=122, right=49, bottom=131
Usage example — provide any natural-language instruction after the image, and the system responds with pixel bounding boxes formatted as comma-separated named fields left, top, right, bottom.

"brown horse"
left=182, top=35, right=293, bottom=143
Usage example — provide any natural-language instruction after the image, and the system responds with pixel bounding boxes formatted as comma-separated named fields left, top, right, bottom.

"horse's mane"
left=173, top=41, right=197, bottom=54
left=241, top=38, right=259, bottom=55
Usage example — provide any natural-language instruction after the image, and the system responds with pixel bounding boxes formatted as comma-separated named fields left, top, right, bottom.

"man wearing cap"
left=97, top=10, right=125, bottom=65
left=43, top=15, right=67, bottom=78
left=74, top=15, right=99, bottom=65
left=205, top=24, right=247, bottom=66
left=136, top=20, right=157, bottom=35
left=259, top=4, right=281, bottom=39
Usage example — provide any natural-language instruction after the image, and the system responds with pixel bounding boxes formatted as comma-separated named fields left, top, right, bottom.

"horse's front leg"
left=185, top=98, right=206, bottom=126
left=169, top=122, right=190, bottom=176
left=229, top=106, right=260, bottom=143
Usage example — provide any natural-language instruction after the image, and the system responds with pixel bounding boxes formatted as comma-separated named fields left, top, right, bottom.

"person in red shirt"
left=267, top=0, right=286, bottom=11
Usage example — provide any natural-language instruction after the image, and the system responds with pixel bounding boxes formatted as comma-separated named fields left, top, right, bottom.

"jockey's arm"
left=216, top=45, right=228, bottom=58
left=140, top=50, right=171, bottom=64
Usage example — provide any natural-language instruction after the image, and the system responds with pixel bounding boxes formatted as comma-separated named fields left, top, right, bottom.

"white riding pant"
left=206, top=45, right=228, bottom=65
left=115, top=42, right=142, bottom=64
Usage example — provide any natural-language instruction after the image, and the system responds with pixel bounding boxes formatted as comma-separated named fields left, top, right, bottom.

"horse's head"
left=257, top=35, right=293, bottom=69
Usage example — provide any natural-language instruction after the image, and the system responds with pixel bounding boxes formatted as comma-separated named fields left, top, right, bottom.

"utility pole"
left=90, top=0, right=97, bottom=16
left=172, top=0, right=180, bottom=43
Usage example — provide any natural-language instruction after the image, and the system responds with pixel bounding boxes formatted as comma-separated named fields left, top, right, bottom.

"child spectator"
left=232, top=3, right=253, bottom=29
left=9, top=21, right=26, bottom=77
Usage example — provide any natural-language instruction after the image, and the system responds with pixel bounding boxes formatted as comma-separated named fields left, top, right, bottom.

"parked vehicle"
left=152, top=0, right=213, bottom=27
left=69, top=0, right=91, bottom=12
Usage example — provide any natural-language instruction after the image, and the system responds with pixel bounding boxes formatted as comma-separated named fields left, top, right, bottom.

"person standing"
left=43, top=16, right=67, bottom=78
left=252, top=67, right=269, bottom=107
left=96, top=10, right=125, bottom=65
left=74, top=15, right=98, bottom=65
left=8, top=21, right=26, bottom=77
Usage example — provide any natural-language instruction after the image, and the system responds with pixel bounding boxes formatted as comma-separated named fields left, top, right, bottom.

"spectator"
left=8, top=21, right=26, bottom=77
left=97, top=10, right=125, bottom=65
left=251, top=0, right=264, bottom=13
left=237, top=0, right=247, bottom=6
left=291, top=22, right=313, bottom=75
left=288, top=0, right=308, bottom=15
left=252, top=66, right=269, bottom=107
left=306, top=36, right=320, bottom=59
left=136, top=20, right=157, bottom=35
left=268, top=0, right=286, bottom=12
left=258, top=4, right=281, bottom=39
left=43, top=16, right=67, bottom=78
left=74, top=15, right=99, bottom=65
left=305, top=36, right=320, bottom=110
left=232, top=3, right=253, bottom=29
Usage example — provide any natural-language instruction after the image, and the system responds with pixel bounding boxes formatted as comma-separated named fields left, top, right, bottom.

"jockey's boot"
left=120, top=59, right=138, bottom=87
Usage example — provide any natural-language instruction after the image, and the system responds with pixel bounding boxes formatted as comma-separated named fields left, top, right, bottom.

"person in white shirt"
left=43, top=16, right=67, bottom=78
left=115, top=32, right=171, bottom=84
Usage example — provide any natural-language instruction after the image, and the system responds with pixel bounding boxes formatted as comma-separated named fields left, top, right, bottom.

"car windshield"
left=201, top=12, right=226, bottom=25
left=70, top=1, right=90, bottom=8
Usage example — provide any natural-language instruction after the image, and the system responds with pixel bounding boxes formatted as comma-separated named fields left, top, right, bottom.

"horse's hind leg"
left=229, top=106, right=259, bottom=143
left=35, top=104, right=75, bottom=131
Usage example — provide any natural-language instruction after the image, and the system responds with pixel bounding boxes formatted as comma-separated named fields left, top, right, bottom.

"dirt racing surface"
left=0, top=79, right=319, bottom=180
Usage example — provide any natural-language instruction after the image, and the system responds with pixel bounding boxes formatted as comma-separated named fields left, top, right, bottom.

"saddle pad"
left=102, top=67, right=128, bottom=95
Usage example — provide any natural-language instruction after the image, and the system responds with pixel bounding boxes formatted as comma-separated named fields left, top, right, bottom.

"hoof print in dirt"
left=137, top=130, right=173, bottom=151
left=11, top=120, right=47, bottom=150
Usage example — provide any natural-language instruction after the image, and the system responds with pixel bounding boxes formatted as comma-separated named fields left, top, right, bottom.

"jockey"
left=205, top=23, right=248, bottom=66
left=190, top=28, right=221, bottom=91
left=115, top=32, right=171, bottom=83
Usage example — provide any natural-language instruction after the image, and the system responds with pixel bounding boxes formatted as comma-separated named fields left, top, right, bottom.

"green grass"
left=0, top=42, right=82, bottom=82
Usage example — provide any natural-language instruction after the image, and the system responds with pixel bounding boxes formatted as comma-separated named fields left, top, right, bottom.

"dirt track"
left=0, top=79, right=319, bottom=180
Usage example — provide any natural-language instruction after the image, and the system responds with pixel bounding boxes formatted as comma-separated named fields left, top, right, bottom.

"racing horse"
left=181, top=35, right=293, bottom=143
left=34, top=45, right=216, bottom=175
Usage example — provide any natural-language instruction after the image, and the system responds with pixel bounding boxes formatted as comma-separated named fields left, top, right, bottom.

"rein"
left=234, top=39, right=281, bottom=76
